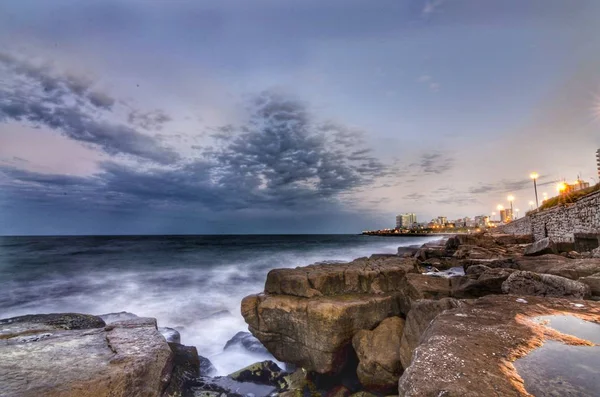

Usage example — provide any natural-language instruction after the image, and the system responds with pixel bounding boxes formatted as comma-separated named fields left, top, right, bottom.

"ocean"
left=0, top=234, right=435, bottom=375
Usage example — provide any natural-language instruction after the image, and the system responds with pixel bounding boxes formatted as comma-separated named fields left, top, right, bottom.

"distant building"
left=597, top=149, right=600, bottom=179
left=504, top=208, right=513, bottom=222
left=565, top=177, right=590, bottom=193
left=474, top=215, right=490, bottom=227
left=396, top=213, right=417, bottom=229
left=437, top=216, right=448, bottom=225
left=500, top=210, right=507, bottom=223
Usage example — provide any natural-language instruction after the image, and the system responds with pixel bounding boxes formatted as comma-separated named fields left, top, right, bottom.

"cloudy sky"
left=1, top=0, right=600, bottom=235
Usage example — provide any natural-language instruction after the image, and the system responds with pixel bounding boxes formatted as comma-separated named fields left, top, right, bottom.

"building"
left=437, top=216, right=448, bottom=226
left=474, top=215, right=490, bottom=227
left=597, top=149, right=600, bottom=179
left=500, top=209, right=507, bottom=223
left=396, top=213, right=417, bottom=229
left=565, top=177, right=590, bottom=193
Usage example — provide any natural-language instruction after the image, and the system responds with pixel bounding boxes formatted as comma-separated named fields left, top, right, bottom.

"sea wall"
left=498, top=189, right=600, bottom=243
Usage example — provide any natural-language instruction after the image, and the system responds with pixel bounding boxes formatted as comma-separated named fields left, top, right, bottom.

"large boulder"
left=352, top=317, right=405, bottom=393
left=242, top=293, right=402, bottom=374
left=501, top=271, right=591, bottom=299
left=398, top=295, right=600, bottom=396
left=398, top=298, right=461, bottom=369
left=515, top=255, right=600, bottom=279
left=524, top=237, right=558, bottom=256
left=0, top=314, right=173, bottom=397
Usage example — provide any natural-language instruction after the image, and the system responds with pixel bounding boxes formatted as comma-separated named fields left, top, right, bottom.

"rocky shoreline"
left=1, top=233, right=600, bottom=396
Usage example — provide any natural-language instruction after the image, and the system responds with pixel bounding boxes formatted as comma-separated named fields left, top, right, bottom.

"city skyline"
left=1, top=0, right=600, bottom=235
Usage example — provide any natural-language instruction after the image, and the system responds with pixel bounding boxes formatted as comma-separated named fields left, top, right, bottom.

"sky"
left=1, top=0, right=600, bottom=235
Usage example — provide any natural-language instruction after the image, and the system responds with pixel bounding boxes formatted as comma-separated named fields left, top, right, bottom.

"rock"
left=398, top=298, right=461, bottom=369
left=501, top=271, right=591, bottom=299
left=414, top=247, right=448, bottom=261
left=515, top=255, right=600, bottom=279
left=398, top=274, right=452, bottom=313
left=228, top=360, right=285, bottom=388
left=0, top=313, right=173, bottom=397
left=242, top=292, right=403, bottom=374
left=223, top=331, right=269, bottom=355
left=579, top=272, right=600, bottom=296
left=348, top=392, right=378, bottom=397
left=264, top=257, right=418, bottom=298
left=199, top=355, right=216, bottom=377
left=163, top=342, right=200, bottom=396
left=98, top=311, right=139, bottom=324
left=160, top=327, right=181, bottom=344
left=452, top=267, right=517, bottom=298
left=592, top=247, right=600, bottom=258
left=397, top=246, right=419, bottom=258
left=452, top=244, right=505, bottom=260
left=352, top=317, right=405, bottom=393
left=397, top=295, right=600, bottom=396
left=524, top=237, right=558, bottom=256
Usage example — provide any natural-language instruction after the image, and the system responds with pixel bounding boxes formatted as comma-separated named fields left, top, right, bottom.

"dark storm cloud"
left=1, top=91, right=389, bottom=215
left=128, top=109, right=172, bottom=131
left=412, top=152, right=454, bottom=175
left=0, top=53, right=178, bottom=164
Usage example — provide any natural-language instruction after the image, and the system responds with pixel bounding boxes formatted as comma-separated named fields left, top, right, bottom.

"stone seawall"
left=498, top=189, right=600, bottom=243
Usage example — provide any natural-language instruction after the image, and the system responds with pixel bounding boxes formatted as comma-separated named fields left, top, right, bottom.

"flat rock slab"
left=515, top=255, right=600, bottom=279
left=398, top=295, right=600, bottom=397
left=0, top=313, right=173, bottom=397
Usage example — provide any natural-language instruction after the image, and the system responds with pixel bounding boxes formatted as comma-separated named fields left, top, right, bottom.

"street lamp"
left=528, top=201, right=534, bottom=210
left=507, top=195, right=514, bottom=221
left=515, top=209, right=520, bottom=219
left=530, top=172, right=539, bottom=208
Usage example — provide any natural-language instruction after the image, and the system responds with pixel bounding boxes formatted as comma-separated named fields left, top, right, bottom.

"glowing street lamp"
left=529, top=201, right=535, bottom=210
left=530, top=172, right=539, bottom=208
left=557, top=182, right=567, bottom=194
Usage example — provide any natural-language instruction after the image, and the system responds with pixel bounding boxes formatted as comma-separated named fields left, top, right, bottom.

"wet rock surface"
left=0, top=313, right=173, bottom=397
left=398, top=295, right=600, bottom=397
left=223, top=331, right=269, bottom=355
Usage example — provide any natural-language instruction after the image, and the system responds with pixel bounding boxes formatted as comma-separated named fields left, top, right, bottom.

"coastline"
left=2, top=233, right=600, bottom=396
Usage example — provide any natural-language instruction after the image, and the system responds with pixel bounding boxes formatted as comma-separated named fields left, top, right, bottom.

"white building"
left=396, top=213, right=417, bottom=229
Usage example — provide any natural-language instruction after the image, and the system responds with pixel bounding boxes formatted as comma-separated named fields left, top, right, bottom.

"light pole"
left=515, top=208, right=520, bottom=219
left=507, top=195, right=514, bottom=222
left=529, top=201, right=534, bottom=211
left=530, top=172, right=539, bottom=208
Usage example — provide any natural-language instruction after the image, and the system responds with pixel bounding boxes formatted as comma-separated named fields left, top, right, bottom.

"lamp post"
left=515, top=209, right=520, bottom=219
left=530, top=172, right=539, bottom=208
left=528, top=201, right=534, bottom=211
left=507, top=195, right=514, bottom=222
